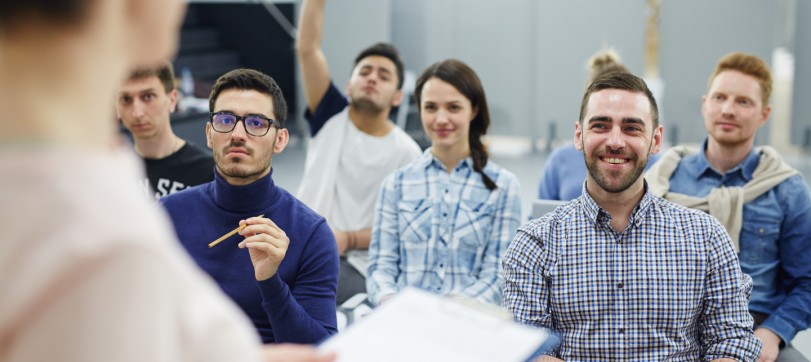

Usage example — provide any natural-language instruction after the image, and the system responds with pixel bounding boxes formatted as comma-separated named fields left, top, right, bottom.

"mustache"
left=222, top=140, right=252, bottom=155
left=596, top=148, right=636, bottom=159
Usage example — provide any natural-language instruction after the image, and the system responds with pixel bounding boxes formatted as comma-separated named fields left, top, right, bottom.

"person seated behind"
left=646, top=52, right=811, bottom=362
left=161, top=69, right=339, bottom=344
left=503, top=71, right=761, bottom=361
left=539, top=49, right=659, bottom=201
left=0, top=0, right=332, bottom=361
left=367, top=59, right=522, bottom=306
left=296, top=0, right=422, bottom=304
left=116, top=61, right=214, bottom=199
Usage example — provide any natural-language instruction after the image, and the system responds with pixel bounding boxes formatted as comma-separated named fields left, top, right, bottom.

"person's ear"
left=273, top=128, right=289, bottom=154
left=391, top=89, right=404, bottom=107
left=168, top=89, right=179, bottom=113
left=205, top=122, right=213, bottom=149
left=574, top=121, right=584, bottom=151
left=650, top=124, right=663, bottom=155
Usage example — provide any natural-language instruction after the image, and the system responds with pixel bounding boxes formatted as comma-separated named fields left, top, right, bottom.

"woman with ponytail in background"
left=366, top=59, right=522, bottom=306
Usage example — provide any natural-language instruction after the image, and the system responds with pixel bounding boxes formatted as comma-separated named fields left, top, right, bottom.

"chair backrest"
left=531, top=199, right=567, bottom=219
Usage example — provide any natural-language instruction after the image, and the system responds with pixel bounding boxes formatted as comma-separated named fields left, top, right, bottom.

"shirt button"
left=443, top=212, right=448, bottom=217
left=445, top=189, right=449, bottom=193
left=617, top=282, right=624, bottom=289
left=439, top=263, right=444, bottom=268
left=758, top=228, right=765, bottom=235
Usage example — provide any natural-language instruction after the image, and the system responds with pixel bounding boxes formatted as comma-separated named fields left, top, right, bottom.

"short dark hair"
left=0, top=0, right=88, bottom=29
left=127, top=61, right=176, bottom=94
left=354, top=43, right=405, bottom=90
left=209, top=69, right=288, bottom=128
left=579, top=72, right=659, bottom=128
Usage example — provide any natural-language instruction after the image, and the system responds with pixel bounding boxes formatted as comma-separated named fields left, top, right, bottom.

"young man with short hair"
left=116, top=62, right=213, bottom=199
left=646, top=52, right=811, bottom=362
left=504, top=72, right=761, bottom=361
left=161, top=69, right=339, bottom=344
left=296, top=0, right=422, bottom=304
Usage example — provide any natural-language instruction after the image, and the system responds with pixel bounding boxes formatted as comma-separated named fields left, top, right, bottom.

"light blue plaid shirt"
left=503, top=182, right=762, bottom=361
left=367, top=149, right=522, bottom=306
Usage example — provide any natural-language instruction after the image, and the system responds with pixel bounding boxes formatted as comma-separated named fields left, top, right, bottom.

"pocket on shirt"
left=457, top=200, right=495, bottom=250
left=739, top=220, right=780, bottom=264
left=397, top=199, right=434, bottom=244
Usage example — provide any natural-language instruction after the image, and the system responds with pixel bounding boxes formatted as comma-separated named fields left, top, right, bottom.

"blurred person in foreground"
left=0, top=0, right=332, bottom=361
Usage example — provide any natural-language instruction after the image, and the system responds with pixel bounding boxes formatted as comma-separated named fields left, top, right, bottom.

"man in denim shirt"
left=647, top=52, right=811, bottom=362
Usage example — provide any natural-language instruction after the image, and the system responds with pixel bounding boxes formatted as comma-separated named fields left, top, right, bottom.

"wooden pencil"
left=208, top=214, right=265, bottom=248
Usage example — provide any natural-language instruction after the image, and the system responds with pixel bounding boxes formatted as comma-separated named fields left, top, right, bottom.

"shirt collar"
left=420, top=147, right=475, bottom=173
left=685, top=139, right=759, bottom=181
left=579, top=180, right=655, bottom=229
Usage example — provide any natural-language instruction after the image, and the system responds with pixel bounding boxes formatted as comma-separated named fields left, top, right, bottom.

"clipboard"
left=318, top=288, right=558, bottom=362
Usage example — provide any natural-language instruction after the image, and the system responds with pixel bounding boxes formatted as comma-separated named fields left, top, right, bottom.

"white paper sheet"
left=318, top=288, right=551, bottom=362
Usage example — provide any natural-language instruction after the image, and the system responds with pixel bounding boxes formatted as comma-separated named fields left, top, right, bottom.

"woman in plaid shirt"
left=367, top=59, right=522, bottom=307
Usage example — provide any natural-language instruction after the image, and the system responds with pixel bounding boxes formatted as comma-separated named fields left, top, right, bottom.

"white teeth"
left=605, top=157, right=627, bottom=164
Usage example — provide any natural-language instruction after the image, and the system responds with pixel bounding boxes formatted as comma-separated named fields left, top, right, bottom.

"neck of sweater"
left=211, top=168, right=278, bottom=213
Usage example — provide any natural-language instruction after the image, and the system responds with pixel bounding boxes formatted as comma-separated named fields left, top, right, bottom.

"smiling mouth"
left=602, top=157, right=628, bottom=164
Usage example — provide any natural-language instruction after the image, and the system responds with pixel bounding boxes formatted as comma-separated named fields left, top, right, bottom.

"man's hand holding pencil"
left=235, top=216, right=290, bottom=281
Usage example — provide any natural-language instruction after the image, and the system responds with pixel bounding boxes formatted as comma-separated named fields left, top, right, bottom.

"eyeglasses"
left=209, top=111, right=282, bottom=137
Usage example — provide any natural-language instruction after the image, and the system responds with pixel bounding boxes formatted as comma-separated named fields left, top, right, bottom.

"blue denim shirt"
left=668, top=140, right=811, bottom=343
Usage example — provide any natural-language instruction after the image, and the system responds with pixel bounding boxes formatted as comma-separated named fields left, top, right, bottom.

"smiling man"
left=503, top=71, right=761, bottom=361
left=646, top=52, right=811, bottom=362
left=296, top=0, right=421, bottom=304
left=160, top=69, right=339, bottom=344
left=116, top=62, right=213, bottom=199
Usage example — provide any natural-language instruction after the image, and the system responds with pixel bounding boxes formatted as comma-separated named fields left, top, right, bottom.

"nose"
left=229, top=119, right=249, bottom=140
left=434, top=108, right=450, bottom=125
left=605, top=127, right=625, bottom=150
left=720, top=99, right=735, bottom=116
left=364, top=70, right=379, bottom=84
left=131, top=100, right=146, bottom=118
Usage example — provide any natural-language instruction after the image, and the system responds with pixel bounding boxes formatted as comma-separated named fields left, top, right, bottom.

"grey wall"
left=300, top=0, right=810, bottom=147
left=793, top=0, right=811, bottom=148
left=659, top=0, right=776, bottom=145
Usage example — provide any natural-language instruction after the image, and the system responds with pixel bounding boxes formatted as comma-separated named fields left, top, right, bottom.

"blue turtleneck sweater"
left=161, top=169, right=339, bottom=344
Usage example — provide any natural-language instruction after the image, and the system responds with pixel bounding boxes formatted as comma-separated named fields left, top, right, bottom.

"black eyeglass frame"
left=209, top=111, right=283, bottom=137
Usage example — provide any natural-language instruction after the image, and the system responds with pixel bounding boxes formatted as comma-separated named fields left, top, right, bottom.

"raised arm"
left=296, top=0, right=331, bottom=113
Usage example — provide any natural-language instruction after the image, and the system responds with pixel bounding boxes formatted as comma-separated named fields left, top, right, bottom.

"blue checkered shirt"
left=367, top=149, right=522, bottom=306
left=503, top=183, right=762, bottom=361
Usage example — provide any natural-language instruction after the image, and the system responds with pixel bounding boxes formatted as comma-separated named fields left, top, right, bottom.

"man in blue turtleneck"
left=161, top=69, right=339, bottom=344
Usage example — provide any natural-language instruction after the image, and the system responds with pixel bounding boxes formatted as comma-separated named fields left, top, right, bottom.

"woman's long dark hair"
left=414, top=59, right=496, bottom=191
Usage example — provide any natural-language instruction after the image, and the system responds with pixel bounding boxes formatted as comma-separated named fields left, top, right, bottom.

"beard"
left=349, top=93, right=387, bottom=114
left=584, top=146, right=649, bottom=194
left=213, top=138, right=274, bottom=181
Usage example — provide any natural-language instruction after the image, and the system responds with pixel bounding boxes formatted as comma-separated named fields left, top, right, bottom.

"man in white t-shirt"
left=296, top=0, right=421, bottom=303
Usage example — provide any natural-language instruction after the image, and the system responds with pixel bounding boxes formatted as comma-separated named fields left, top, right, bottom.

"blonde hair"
left=708, top=52, right=772, bottom=105
left=587, top=49, right=630, bottom=84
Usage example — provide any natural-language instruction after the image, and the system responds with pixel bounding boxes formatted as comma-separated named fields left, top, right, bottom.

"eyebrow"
left=214, top=110, right=274, bottom=118
left=587, top=116, right=647, bottom=126
left=118, top=87, right=157, bottom=97
left=360, top=64, right=393, bottom=75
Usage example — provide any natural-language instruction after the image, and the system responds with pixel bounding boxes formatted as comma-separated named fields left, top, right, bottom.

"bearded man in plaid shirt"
left=503, top=72, right=761, bottom=361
